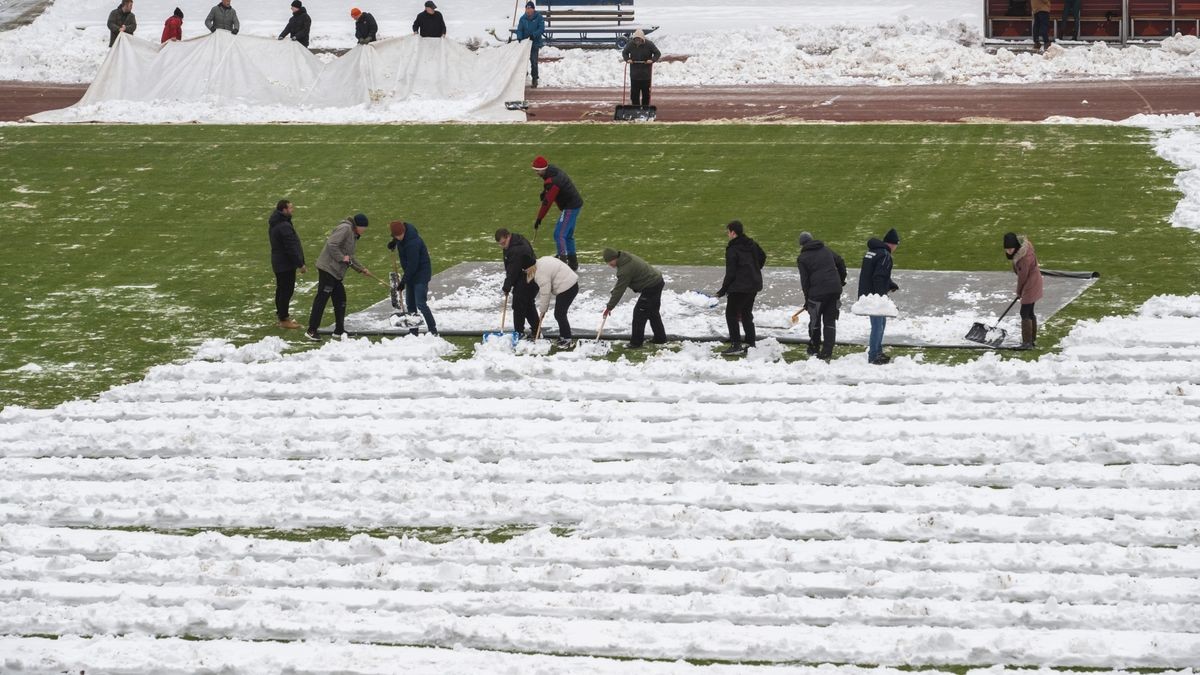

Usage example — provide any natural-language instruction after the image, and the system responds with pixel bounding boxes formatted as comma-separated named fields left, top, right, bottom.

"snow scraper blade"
left=614, top=104, right=656, bottom=121
left=505, top=101, right=530, bottom=110
left=964, top=297, right=1020, bottom=348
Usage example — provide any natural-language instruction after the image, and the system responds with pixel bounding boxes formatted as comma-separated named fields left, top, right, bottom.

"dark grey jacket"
left=795, top=239, right=847, bottom=300
left=622, top=39, right=661, bottom=80
left=315, top=219, right=361, bottom=280
left=205, top=4, right=240, bottom=33
left=107, top=6, right=137, bottom=47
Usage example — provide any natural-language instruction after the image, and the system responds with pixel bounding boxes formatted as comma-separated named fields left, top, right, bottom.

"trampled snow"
left=2, top=292, right=1200, bottom=672
left=4, top=0, right=1200, bottom=94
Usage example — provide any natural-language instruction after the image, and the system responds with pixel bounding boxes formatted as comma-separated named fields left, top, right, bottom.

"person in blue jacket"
left=514, top=2, right=545, bottom=88
left=856, top=228, right=900, bottom=365
left=387, top=220, right=437, bottom=335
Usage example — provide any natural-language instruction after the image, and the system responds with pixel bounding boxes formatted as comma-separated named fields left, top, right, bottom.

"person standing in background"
left=161, top=7, right=183, bottom=42
left=205, top=0, right=239, bottom=34
left=514, top=2, right=545, bottom=88
left=268, top=200, right=306, bottom=330
left=621, top=29, right=661, bottom=106
left=413, top=1, right=447, bottom=37
left=107, top=1, right=136, bottom=47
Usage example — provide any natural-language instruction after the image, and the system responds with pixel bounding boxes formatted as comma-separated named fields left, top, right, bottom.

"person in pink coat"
left=1004, top=232, right=1043, bottom=349
left=161, top=7, right=183, bottom=42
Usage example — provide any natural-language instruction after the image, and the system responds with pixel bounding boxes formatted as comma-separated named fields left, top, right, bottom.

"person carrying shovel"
left=795, top=231, right=847, bottom=361
left=1004, top=232, right=1042, bottom=349
left=305, top=213, right=371, bottom=342
left=388, top=220, right=437, bottom=336
left=496, top=228, right=539, bottom=337
left=621, top=29, right=661, bottom=107
left=601, top=248, right=666, bottom=349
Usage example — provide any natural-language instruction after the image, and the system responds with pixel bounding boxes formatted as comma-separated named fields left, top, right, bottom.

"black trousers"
left=725, top=291, right=757, bottom=347
left=1020, top=302, right=1036, bottom=321
left=806, top=294, right=840, bottom=329
left=630, top=78, right=651, bottom=106
left=631, top=279, right=666, bottom=345
left=274, top=269, right=296, bottom=320
left=308, top=269, right=347, bottom=334
left=554, top=283, right=579, bottom=339
left=512, top=280, right=540, bottom=334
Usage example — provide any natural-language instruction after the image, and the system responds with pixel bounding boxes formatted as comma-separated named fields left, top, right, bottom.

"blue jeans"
left=553, top=207, right=581, bottom=256
left=529, top=45, right=539, bottom=81
left=1033, top=11, right=1051, bottom=45
left=405, top=280, right=437, bottom=334
left=868, top=316, right=887, bottom=362
left=1061, top=0, right=1080, bottom=36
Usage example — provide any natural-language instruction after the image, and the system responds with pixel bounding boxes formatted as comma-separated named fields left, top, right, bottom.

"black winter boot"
left=556, top=253, right=569, bottom=267
left=806, top=327, right=821, bottom=355
left=566, top=253, right=578, bottom=271
left=819, top=326, right=836, bottom=361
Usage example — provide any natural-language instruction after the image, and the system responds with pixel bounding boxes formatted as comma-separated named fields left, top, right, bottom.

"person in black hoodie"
left=715, top=220, right=767, bottom=356
left=857, top=228, right=900, bottom=365
left=796, top=231, right=847, bottom=360
left=495, top=228, right=540, bottom=336
left=268, top=200, right=307, bottom=329
left=279, top=0, right=311, bottom=47
left=388, top=220, right=437, bottom=335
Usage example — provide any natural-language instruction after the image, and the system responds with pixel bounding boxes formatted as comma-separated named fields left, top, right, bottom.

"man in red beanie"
left=531, top=155, right=584, bottom=271
left=351, top=7, right=378, bottom=44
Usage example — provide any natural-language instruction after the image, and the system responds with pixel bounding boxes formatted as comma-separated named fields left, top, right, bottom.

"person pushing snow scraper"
left=387, top=220, right=437, bottom=336
left=1004, top=232, right=1043, bottom=350
left=857, top=227, right=900, bottom=365
left=602, top=248, right=667, bottom=349
left=496, top=228, right=541, bottom=337
left=305, top=213, right=371, bottom=342
left=531, top=155, right=584, bottom=271
left=527, top=255, right=579, bottom=349
left=715, top=220, right=766, bottom=357
left=107, top=1, right=136, bottom=47
left=795, top=231, right=847, bottom=361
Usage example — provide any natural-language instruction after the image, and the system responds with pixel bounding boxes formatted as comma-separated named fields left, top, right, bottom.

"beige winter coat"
left=527, top=255, right=580, bottom=315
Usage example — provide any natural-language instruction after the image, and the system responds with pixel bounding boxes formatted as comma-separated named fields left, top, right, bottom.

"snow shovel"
left=789, top=307, right=808, bottom=326
left=484, top=292, right=521, bottom=346
left=505, top=101, right=530, bottom=111
left=614, top=62, right=656, bottom=122
left=389, top=261, right=402, bottom=312
left=965, top=297, right=1020, bottom=347
left=595, top=314, right=608, bottom=341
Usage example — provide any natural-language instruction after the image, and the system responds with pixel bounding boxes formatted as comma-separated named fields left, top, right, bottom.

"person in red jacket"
left=161, top=7, right=183, bottom=42
left=1004, top=232, right=1043, bottom=350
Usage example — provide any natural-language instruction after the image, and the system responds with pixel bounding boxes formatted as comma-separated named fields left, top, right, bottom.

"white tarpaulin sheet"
left=30, top=30, right=529, bottom=123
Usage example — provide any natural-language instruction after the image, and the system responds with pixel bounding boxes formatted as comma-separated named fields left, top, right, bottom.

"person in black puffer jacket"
left=495, top=228, right=540, bottom=336
left=795, top=231, right=847, bottom=360
left=857, top=228, right=900, bottom=364
left=715, top=220, right=766, bottom=356
left=387, top=220, right=437, bottom=335
left=279, top=0, right=311, bottom=47
left=268, top=199, right=306, bottom=329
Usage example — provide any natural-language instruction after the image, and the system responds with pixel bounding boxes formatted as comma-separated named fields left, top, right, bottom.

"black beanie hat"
left=291, top=0, right=303, bottom=8
left=883, top=228, right=900, bottom=245
left=1003, top=232, right=1020, bottom=249
left=353, top=213, right=368, bottom=228
left=174, top=7, right=183, bottom=18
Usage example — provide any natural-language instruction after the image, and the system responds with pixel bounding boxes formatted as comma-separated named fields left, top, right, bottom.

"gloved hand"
left=387, top=239, right=397, bottom=250
left=398, top=281, right=406, bottom=292
left=534, top=218, right=542, bottom=230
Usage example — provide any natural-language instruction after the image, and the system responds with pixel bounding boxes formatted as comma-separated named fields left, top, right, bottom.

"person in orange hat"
left=351, top=7, right=378, bottom=44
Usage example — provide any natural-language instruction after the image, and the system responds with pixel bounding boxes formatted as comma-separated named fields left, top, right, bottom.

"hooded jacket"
left=717, top=234, right=766, bottom=296
left=857, top=238, right=898, bottom=297
left=515, top=10, right=545, bottom=49
left=107, top=5, right=137, bottom=47
left=622, top=38, right=661, bottom=80
left=161, top=14, right=183, bottom=42
left=205, top=3, right=239, bottom=33
left=315, top=218, right=361, bottom=280
left=1010, top=235, right=1044, bottom=305
left=391, top=223, right=433, bottom=286
left=268, top=209, right=305, bottom=274
left=795, top=239, right=847, bottom=300
left=606, top=251, right=663, bottom=311
left=279, top=7, right=311, bottom=47
left=502, top=232, right=538, bottom=294
left=529, top=255, right=579, bottom=315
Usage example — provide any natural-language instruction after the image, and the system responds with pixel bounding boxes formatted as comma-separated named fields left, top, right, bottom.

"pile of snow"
left=193, top=336, right=289, bottom=363
left=29, top=30, right=527, bottom=123
left=5, top=0, right=1200, bottom=90
left=2, top=294, right=1200, bottom=672
left=850, top=293, right=899, bottom=317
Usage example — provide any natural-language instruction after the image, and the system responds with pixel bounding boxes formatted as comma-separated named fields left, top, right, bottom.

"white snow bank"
left=193, top=336, right=289, bottom=363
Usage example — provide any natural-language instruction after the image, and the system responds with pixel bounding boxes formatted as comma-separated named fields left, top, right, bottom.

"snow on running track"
left=2, top=295, right=1200, bottom=672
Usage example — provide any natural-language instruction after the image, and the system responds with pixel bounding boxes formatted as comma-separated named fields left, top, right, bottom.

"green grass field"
left=0, top=123, right=1192, bottom=409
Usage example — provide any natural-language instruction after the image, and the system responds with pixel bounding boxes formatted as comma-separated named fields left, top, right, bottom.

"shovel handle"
left=363, top=270, right=390, bottom=288
left=534, top=309, right=548, bottom=340
left=500, top=292, right=509, bottom=332
left=993, top=297, right=1021, bottom=326
left=595, top=314, right=608, bottom=341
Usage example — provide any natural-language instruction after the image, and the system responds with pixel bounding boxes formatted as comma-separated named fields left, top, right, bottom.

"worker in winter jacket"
left=514, top=2, right=545, bottom=88
left=351, top=7, right=378, bottom=44
left=388, top=221, right=437, bottom=335
left=602, top=248, right=666, bottom=348
left=531, top=155, right=584, bottom=271
left=107, top=1, right=136, bottom=47
left=857, top=228, right=900, bottom=365
left=306, top=214, right=370, bottom=341
left=412, top=0, right=447, bottom=37
left=621, top=29, right=661, bottom=106
left=268, top=200, right=307, bottom=330
left=715, top=220, right=767, bottom=356
left=495, top=228, right=540, bottom=336
left=1031, top=0, right=1052, bottom=51
left=795, top=231, right=847, bottom=360
left=1004, top=232, right=1043, bottom=349
left=279, top=0, right=311, bottom=47
left=527, top=255, right=579, bottom=348
left=161, top=7, right=183, bottom=42
left=205, top=0, right=239, bottom=34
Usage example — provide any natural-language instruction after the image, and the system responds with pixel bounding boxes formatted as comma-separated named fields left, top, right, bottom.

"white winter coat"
left=528, top=256, right=579, bottom=315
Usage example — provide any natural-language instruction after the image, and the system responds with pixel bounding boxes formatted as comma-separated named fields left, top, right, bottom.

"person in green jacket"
left=602, top=248, right=666, bottom=348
